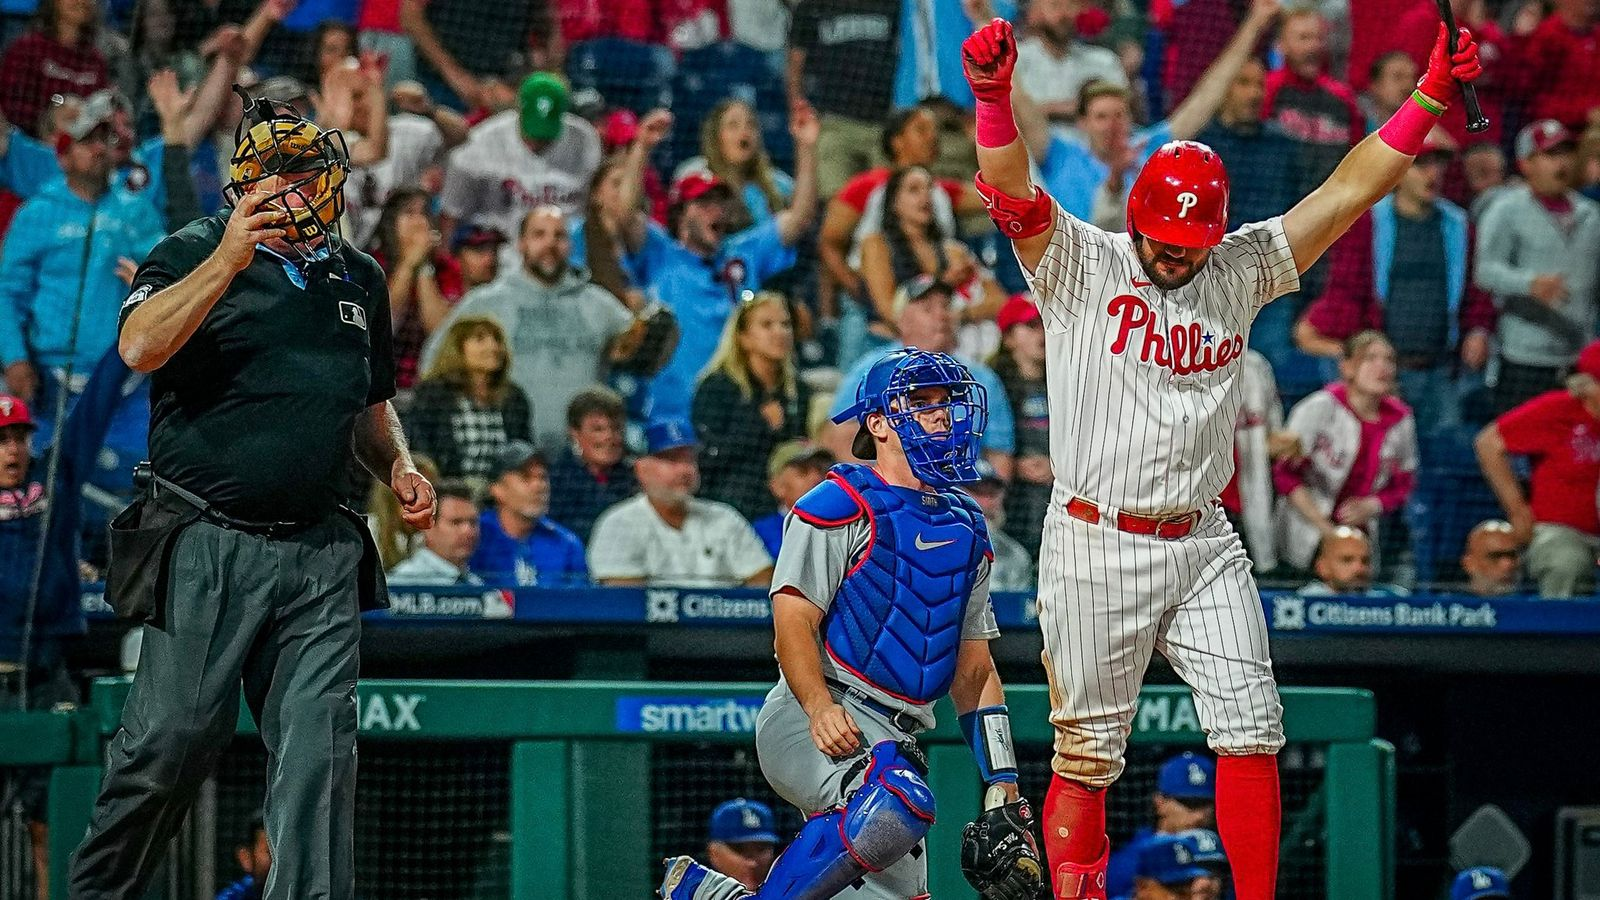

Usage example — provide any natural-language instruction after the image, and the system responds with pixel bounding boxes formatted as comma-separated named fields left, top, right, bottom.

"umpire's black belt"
left=150, top=473, right=319, bottom=539
left=825, top=677, right=925, bottom=734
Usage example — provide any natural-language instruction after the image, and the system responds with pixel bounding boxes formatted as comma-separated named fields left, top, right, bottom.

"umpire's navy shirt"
left=119, top=214, right=395, bottom=522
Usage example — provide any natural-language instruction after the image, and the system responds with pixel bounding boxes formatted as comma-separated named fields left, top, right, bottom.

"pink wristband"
left=975, top=95, right=1019, bottom=148
left=1376, top=93, right=1442, bottom=156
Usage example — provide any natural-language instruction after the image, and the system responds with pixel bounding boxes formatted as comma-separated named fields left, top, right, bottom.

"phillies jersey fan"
left=961, top=14, right=1482, bottom=900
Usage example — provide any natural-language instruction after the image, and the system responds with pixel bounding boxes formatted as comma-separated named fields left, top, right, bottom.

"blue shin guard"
left=754, top=742, right=936, bottom=900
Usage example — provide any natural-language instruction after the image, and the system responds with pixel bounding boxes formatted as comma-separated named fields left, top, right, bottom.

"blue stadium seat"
left=668, top=42, right=792, bottom=175
left=566, top=39, right=676, bottom=116
left=1407, top=424, right=1503, bottom=586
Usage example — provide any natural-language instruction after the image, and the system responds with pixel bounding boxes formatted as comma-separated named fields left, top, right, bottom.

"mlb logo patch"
left=338, top=301, right=368, bottom=331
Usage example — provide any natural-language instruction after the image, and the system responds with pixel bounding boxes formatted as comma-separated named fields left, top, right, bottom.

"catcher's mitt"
left=960, top=787, right=1047, bottom=900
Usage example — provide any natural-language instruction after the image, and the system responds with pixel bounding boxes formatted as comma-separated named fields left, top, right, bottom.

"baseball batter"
left=660, top=349, right=1046, bottom=900
left=959, top=16, right=1483, bottom=900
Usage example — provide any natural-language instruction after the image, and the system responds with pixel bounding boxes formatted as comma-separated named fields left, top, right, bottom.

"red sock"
left=1042, top=774, right=1106, bottom=866
left=1215, top=754, right=1281, bottom=900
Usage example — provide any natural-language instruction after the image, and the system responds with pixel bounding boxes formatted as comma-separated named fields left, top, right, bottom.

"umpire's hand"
left=392, top=463, right=437, bottom=530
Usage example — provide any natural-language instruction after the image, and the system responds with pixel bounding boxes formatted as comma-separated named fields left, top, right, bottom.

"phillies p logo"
left=1176, top=191, right=1199, bottom=218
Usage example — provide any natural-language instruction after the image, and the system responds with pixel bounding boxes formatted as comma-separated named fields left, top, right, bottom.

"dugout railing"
left=3, top=680, right=1392, bottom=899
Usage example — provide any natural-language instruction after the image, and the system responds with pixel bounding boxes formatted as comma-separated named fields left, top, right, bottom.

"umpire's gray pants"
left=69, top=516, right=365, bottom=900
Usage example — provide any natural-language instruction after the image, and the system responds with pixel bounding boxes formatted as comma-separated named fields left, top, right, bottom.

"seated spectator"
left=0, top=99, right=163, bottom=431
left=406, top=316, right=533, bottom=483
left=549, top=387, right=638, bottom=542
left=1013, top=0, right=1276, bottom=231
left=751, top=439, right=834, bottom=557
left=1451, top=866, right=1511, bottom=900
left=692, top=291, right=812, bottom=520
left=1221, top=349, right=1297, bottom=574
left=858, top=165, right=1004, bottom=345
left=422, top=206, right=643, bottom=450
left=452, top=225, right=505, bottom=294
left=369, top=187, right=465, bottom=390
left=1106, top=752, right=1216, bottom=899
left=1500, top=0, right=1600, bottom=133
left=588, top=417, right=774, bottom=587
left=1117, top=831, right=1228, bottom=900
left=1013, top=0, right=1126, bottom=122
left=673, top=99, right=794, bottom=233
left=963, top=459, right=1035, bottom=593
left=1296, top=130, right=1493, bottom=438
left=387, top=479, right=483, bottom=585
left=785, top=0, right=900, bottom=199
left=1474, top=120, right=1600, bottom=413
left=368, top=455, right=443, bottom=570
left=343, top=79, right=471, bottom=248
left=823, top=275, right=1016, bottom=477
left=0, top=0, right=110, bottom=138
left=439, top=73, right=601, bottom=242
left=704, top=798, right=780, bottom=892
left=1459, top=519, right=1523, bottom=597
left=1275, top=332, right=1418, bottom=573
left=1462, top=143, right=1509, bottom=219
left=635, top=105, right=818, bottom=420
left=989, top=295, right=1050, bottom=557
left=1194, top=57, right=1301, bottom=228
left=1358, top=51, right=1417, bottom=132
left=1262, top=8, right=1363, bottom=190
left=1475, top=340, right=1600, bottom=598
left=1298, top=526, right=1407, bottom=596
left=472, top=441, right=588, bottom=586
left=216, top=812, right=269, bottom=900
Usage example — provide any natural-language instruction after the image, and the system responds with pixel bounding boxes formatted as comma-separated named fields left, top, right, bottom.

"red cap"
left=1575, top=340, right=1600, bottom=381
left=601, top=109, right=638, bottom=150
left=1126, top=141, right=1230, bottom=249
left=670, top=172, right=732, bottom=207
left=1515, top=119, right=1574, bottom=160
left=0, top=395, right=35, bottom=430
left=996, top=294, right=1042, bottom=332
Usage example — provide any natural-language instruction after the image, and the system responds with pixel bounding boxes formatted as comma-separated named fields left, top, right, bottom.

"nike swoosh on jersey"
left=914, top=534, right=957, bottom=550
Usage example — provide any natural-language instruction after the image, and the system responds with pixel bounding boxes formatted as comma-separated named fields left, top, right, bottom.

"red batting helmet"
left=1126, top=141, right=1229, bottom=249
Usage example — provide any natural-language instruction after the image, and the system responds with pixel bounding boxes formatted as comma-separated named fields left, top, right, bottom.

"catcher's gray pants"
left=69, top=517, right=364, bottom=900
left=755, top=682, right=928, bottom=899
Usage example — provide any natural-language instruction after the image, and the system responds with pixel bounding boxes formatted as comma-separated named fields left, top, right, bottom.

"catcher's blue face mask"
left=833, top=348, right=988, bottom=487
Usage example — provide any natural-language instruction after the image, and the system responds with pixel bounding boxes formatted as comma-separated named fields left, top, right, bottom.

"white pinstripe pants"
left=1037, top=492, right=1285, bottom=788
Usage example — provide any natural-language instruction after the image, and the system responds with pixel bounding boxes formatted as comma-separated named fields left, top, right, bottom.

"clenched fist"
left=1417, top=24, right=1482, bottom=107
left=962, top=18, right=1017, bottom=104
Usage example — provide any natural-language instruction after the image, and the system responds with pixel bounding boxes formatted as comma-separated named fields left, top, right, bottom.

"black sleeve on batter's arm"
left=117, top=218, right=225, bottom=332
left=357, top=253, right=397, bottom=406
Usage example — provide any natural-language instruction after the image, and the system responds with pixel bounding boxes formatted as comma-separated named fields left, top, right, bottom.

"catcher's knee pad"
left=754, top=742, right=934, bottom=899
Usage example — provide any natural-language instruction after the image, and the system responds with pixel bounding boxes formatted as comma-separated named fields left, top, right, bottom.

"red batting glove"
left=1417, top=23, right=1482, bottom=107
left=962, top=18, right=1017, bottom=104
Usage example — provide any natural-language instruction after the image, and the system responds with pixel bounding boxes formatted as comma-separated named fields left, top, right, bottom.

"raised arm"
left=964, top=19, right=1057, bottom=273
left=616, top=109, right=672, bottom=254
left=1165, top=0, right=1281, bottom=141
left=774, top=103, right=821, bottom=246
left=1282, top=25, right=1481, bottom=273
left=400, top=0, right=483, bottom=109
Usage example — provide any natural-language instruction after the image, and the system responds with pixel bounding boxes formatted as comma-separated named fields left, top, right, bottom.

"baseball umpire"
left=660, top=348, right=1045, bottom=900
left=67, top=87, right=435, bottom=900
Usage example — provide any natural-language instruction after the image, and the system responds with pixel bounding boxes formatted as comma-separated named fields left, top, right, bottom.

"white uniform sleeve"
left=961, top=558, right=1000, bottom=639
left=1217, top=216, right=1301, bottom=310
left=1025, top=204, right=1109, bottom=329
left=718, top=507, right=776, bottom=582
left=439, top=148, right=482, bottom=221
left=769, top=515, right=871, bottom=612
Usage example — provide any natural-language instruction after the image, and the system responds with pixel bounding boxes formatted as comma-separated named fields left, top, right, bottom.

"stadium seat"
left=566, top=38, right=677, bottom=117
left=668, top=42, right=793, bottom=175
left=1407, top=424, right=1504, bottom=586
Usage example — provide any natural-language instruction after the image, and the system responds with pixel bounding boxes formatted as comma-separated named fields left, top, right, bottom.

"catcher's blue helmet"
left=832, top=347, right=987, bottom=487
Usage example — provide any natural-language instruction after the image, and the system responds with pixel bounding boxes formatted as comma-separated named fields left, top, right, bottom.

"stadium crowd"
left=4, top=0, right=1600, bottom=655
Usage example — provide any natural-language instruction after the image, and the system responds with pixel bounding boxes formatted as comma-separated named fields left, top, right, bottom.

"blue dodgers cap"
left=1175, top=829, right=1228, bottom=870
left=1136, top=834, right=1212, bottom=886
left=643, top=417, right=699, bottom=456
left=1451, top=867, right=1511, bottom=900
left=708, top=798, right=779, bottom=844
left=1157, top=752, right=1216, bottom=801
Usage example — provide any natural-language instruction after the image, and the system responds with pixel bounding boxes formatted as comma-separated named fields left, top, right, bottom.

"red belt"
left=1065, top=496, right=1200, bottom=540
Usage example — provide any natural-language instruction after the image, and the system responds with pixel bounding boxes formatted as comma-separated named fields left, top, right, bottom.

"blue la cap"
left=644, top=417, right=699, bottom=456
left=1157, top=752, right=1216, bottom=801
left=1175, top=829, right=1227, bottom=869
left=1451, top=867, right=1510, bottom=900
left=1136, top=834, right=1212, bottom=886
left=708, top=798, right=779, bottom=845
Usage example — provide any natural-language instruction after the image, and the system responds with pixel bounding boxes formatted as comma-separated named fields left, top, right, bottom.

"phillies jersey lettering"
left=1024, top=207, right=1300, bottom=514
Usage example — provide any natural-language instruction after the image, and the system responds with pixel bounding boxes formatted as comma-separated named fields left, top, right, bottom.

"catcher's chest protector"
left=817, top=464, right=990, bottom=704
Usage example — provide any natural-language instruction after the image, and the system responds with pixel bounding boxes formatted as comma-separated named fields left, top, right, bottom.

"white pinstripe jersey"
left=1025, top=207, right=1301, bottom=515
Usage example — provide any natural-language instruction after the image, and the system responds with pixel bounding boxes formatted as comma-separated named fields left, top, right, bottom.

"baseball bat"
left=1434, top=0, right=1490, bottom=133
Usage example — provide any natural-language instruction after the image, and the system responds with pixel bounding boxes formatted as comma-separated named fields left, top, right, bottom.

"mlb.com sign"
left=615, top=696, right=766, bottom=734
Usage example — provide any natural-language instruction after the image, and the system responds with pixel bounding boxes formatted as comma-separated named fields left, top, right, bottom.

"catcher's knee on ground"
left=758, top=741, right=935, bottom=899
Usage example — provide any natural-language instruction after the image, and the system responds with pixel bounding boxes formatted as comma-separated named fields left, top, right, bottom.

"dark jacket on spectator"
left=0, top=31, right=109, bottom=137
left=547, top=446, right=637, bottom=543
left=692, top=370, right=812, bottom=522
left=404, top=378, right=533, bottom=482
